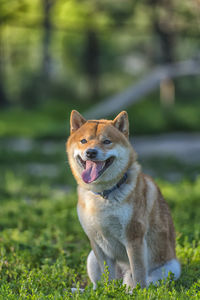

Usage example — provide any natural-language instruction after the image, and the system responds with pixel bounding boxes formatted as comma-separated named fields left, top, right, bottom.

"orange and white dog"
left=66, top=110, right=181, bottom=290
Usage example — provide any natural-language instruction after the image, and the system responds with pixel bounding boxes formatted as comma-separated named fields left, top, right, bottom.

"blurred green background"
left=0, top=0, right=200, bottom=139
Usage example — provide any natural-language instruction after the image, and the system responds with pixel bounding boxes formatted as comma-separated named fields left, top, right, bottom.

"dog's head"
left=66, top=110, right=136, bottom=191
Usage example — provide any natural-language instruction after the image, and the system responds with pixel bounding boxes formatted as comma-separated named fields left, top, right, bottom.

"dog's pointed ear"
left=113, top=111, right=129, bottom=137
left=70, top=110, right=86, bottom=134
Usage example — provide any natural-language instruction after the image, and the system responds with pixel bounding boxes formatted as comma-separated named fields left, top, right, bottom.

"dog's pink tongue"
left=82, top=160, right=104, bottom=183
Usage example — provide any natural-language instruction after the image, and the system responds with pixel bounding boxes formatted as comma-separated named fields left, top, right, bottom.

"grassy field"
left=0, top=103, right=200, bottom=299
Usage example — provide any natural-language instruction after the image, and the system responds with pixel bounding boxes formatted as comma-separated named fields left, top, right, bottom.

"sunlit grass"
left=0, top=100, right=199, bottom=298
left=0, top=163, right=199, bottom=298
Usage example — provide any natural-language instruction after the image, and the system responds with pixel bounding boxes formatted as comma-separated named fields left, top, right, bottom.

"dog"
left=66, top=110, right=181, bottom=290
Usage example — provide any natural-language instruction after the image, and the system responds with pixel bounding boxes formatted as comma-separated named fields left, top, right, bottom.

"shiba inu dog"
left=66, top=110, right=181, bottom=290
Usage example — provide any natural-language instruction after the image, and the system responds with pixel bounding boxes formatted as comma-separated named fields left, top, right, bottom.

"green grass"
left=0, top=138, right=200, bottom=298
left=0, top=98, right=199, bottom=298
left=0, top=170, right=200, bottom=298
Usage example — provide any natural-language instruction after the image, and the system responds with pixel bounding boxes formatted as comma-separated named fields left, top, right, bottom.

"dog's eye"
left=80, top=139, right=87, bottom=144
left=103, top=139, right=111, bottom=145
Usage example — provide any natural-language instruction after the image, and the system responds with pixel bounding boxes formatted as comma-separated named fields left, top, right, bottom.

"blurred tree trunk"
left=0, top=27, right=8, bottom=108
left=84, top=30, right=100, bottom=101
left=153, top=16, right=175, bottom=64
left=150, top=0, right=176, bottom=64
left=23, top=0, right=54, bottom=108
left=41, top=0, right=54, bottom=82
left=149, top=0, right=176, bottom=106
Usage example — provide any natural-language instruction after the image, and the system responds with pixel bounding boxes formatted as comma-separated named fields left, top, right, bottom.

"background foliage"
left=0, top=0, right=200, bottom=109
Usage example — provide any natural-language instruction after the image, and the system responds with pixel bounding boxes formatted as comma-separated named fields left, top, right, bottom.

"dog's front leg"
left=125, top=237, right=148, bottom=289
left=91, top=241, right=116, bottom=281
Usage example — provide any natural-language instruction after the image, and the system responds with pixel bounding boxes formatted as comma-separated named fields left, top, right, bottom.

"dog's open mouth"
left=77, top=155, right=115, bottom=183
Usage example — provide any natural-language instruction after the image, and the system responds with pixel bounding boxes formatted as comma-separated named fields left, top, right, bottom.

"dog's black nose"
left=86, top=148, right=98, bottom=159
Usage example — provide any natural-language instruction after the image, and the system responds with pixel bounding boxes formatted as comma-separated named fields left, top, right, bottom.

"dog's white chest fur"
left=77, top=188, right=133, bottom=261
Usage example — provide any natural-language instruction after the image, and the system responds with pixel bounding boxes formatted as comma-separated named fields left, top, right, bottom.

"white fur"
left=87, top=251, right=101, bottom=290
left=147, top=259, right=181, bottom=285
left=73, top=148, right=82, bottom=159
left=77, top=162, right=141, bottom=242
left=77, top=191, right=133, bottom=254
